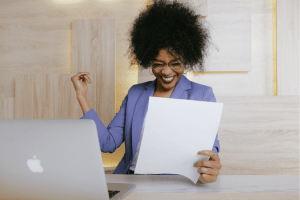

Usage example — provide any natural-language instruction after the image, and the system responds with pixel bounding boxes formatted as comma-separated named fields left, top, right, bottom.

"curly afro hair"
left=128, top=0, right=211, bottom=72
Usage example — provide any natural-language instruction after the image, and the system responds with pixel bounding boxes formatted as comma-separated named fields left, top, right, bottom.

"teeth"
left=162, top=76, right=174, bottom=82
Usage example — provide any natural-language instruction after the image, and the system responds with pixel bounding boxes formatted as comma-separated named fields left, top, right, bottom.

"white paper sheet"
left=134, top=97, right=223, bottom=184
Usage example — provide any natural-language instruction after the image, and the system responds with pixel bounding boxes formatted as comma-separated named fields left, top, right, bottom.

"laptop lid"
left=0, top=119, right=134, bottom=200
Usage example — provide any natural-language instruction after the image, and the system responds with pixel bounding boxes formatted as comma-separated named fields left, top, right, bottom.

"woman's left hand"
left=194, top=150, right=222, bottom=183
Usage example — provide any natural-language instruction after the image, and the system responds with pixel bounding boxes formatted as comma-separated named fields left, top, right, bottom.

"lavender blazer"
left=80, top=75, right=220, bottom=174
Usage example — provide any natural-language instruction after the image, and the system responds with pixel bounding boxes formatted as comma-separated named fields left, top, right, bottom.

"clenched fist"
left=71, top=72, right=92, bottom=97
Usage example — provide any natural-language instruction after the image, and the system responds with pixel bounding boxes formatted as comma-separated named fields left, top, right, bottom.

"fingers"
left=194, top=159, right=213, bottom=168
left=198, top=167, right=219, bottom=176
left=198, top=150, right=219, bottom=161
left=198, top=173, right=217, bottom=183
left=194, top=159, right=222, bottom=170
left=80, top=74, right=92, bottom=84
left=197, top=162, right=219, bottom=183
left=195, top=150, right=221, bottom=183
left=71, top=72, right=92, bottom=84
left=194, top=150, right=222, bottom=173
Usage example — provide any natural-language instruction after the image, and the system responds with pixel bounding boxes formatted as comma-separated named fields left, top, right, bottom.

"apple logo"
left=27, top=155, right=44, bottom=173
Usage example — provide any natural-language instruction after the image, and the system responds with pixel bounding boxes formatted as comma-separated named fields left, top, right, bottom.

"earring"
left=149, top=68, right=153, bottom=75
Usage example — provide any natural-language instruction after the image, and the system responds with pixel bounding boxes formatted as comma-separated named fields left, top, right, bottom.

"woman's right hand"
left=71, top=72, right=92, bottom=97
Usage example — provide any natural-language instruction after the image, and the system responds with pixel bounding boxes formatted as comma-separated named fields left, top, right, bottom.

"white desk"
left=106, top=175, right=299, bottom=200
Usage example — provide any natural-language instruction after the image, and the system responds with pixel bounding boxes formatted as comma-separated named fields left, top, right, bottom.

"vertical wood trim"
left=6, top=98, right=14, bottom=119
left=0, top=98, right=14, bottom=119
left=70, top=23, right=72, bottom=74
left=277, top=0, right=298, bottom=95
left=72, top=19, right=115, bottom=126
left=273, top=0, right=278, bottom=96
left=15, top=74, right=33, bottom=119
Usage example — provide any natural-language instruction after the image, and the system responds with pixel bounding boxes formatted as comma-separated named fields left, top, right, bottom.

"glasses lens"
left=151, top=63, right=164, bottom=71
left=151, top=61, right=182, bottom=72
left=170, top=62, right=182, bottom=71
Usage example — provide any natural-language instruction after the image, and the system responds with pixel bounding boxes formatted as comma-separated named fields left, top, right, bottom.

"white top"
left=129, top=112, right=148, bottom=171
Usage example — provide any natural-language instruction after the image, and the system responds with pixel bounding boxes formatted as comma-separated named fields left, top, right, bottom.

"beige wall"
left=0, top=0, right=145, bottom=108
left=140, top=0, right=299, bottom=96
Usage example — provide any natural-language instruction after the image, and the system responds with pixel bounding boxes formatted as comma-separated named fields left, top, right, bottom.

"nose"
left=161, top=65, right=173, bottom=75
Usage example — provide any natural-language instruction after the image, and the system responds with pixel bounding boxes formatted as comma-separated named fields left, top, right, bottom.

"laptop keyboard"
left=108, top=190, right=120, bottom=198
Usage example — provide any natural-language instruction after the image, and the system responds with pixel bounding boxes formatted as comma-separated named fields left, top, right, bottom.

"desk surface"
left=106, top=175, right=299, bottom=200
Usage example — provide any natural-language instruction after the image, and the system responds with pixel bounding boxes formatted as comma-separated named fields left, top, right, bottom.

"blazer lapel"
left=131, top=80, right=155, bottom=158
left=170, top=75, right=191, bottom=100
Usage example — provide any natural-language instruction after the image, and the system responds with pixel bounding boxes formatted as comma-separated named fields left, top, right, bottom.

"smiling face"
left=152, top=48, right=185, bottom=93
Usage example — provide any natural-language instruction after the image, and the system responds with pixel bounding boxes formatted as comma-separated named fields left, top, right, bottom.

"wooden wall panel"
left=216, top=96, right=299, bottom=131
left=0, top=98, right=14, bottom=119
left=15, top=74, right=96, bottom=119
left=205, top=0, right=252, bottom=72
left=219, top=129, right=298, bottom=175
left=0, top=0, right=145, bottom=106
left=72, top=19, right=115, bottom=127
left=15, top=74, right=34, bottom=119
left=217, top=96, right=299, bottom=175
left=0, top=21, right=71, bottom=101
left=183, top=0, right=273, bottom=96
left=277, top=0, right=299, bottom=95
left=151, top=0, right=207, bottom=17
left=179, top=0, right=207, bottom=17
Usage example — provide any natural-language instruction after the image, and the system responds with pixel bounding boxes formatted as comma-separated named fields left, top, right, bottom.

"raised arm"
left=71, top=72, right=125, bottom=153
left=77, top=95, right=92, bottom=115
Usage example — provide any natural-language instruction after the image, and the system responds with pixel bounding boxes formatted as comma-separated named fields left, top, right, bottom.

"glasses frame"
left=150, top=59, right=184, bottom=72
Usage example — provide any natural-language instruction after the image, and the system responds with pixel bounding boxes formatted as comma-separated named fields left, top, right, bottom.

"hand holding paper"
left=195, top=150, right=222, bottom=183
left=134, top=97, right=223, bottom=184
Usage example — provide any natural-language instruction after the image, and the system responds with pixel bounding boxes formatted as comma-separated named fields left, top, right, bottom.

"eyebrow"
left=153, top=58, right=180, bottom=62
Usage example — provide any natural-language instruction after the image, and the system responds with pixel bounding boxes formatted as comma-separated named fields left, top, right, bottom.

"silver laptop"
left=0, top=119, right=135, bottom=200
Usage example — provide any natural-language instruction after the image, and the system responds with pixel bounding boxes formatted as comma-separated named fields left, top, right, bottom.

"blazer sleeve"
left=80, top=95, right=128, bottom=153
left=203, top=87, right=220, bottom=156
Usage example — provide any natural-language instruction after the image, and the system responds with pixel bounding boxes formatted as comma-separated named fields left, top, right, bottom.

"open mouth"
left=161, top=76, right=175, bottom=83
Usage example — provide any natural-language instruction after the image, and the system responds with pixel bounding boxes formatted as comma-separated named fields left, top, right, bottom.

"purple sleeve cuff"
left=204, top=87, right=220, bottom=156
left=212, top=146, right=219, bottom=156
left=80, top=108, right=96, bottom=119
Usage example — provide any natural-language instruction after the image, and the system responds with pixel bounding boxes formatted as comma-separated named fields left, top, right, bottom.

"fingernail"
left=198, top=151, right=203, bottom=154
left=194, top=163, right=196, bottom=167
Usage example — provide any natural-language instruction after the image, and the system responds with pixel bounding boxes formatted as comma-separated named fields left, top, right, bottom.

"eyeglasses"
left=150, top=60, right=183, bottom=72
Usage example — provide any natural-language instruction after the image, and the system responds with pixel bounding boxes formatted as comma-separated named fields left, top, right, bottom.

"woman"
left=71, top=0, right=221, bottom=183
